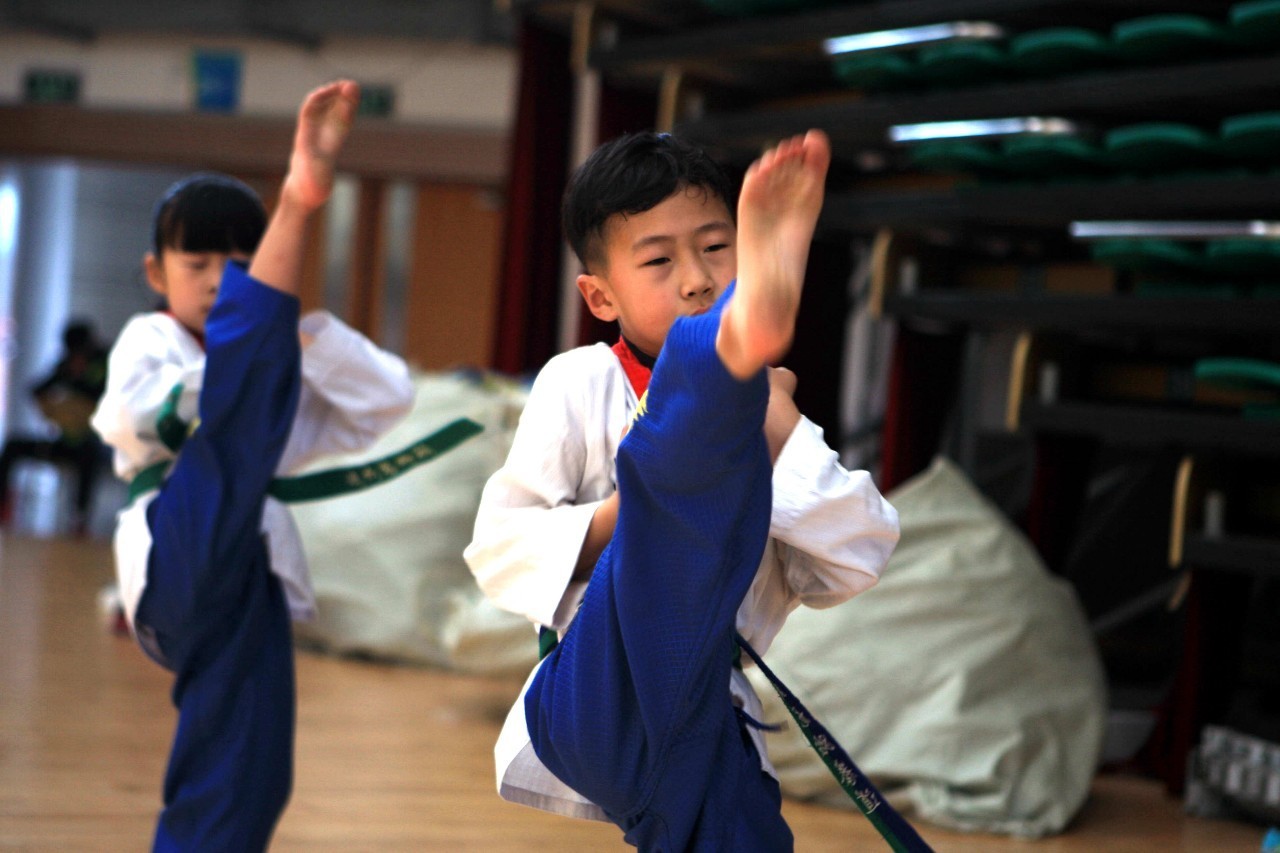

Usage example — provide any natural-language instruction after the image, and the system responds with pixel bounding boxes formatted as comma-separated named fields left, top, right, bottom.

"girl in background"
left=92, top=81, right=413, bottom=850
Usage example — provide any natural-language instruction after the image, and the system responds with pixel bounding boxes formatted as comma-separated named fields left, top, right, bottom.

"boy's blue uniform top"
left=526, top=284, right=796, bottom=850
left=137, top=263, right=299, bottom=851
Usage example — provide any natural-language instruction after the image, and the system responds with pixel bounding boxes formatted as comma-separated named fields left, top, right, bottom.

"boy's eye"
left=642, top=257, right=670, bottom=267
left=705, top=243, right=728, bottom=253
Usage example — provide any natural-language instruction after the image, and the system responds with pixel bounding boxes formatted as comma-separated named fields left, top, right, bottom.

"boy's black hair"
left=562, top=132, right=735, bottom=273
left=152, top=173, right=267, bottom=258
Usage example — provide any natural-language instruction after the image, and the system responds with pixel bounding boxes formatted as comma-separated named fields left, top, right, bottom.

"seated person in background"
left=0, top=320, right=109, bottom=533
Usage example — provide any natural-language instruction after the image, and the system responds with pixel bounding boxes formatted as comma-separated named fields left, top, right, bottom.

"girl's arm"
left=276, top=312, right=414, bottom=471
left=90, top=317, right=204, bottom=479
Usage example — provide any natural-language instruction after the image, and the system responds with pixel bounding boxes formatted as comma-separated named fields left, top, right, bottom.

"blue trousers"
left=135, top=265, right=301, bottom=852
left=526, top=289, right=795, bottom=851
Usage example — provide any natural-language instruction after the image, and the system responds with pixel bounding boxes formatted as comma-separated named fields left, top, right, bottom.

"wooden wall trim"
left=0, top=105, right=508, bottom=185
left=407, top=184, right=503, bottom=370
left=348, top=179, right=389, bottom=342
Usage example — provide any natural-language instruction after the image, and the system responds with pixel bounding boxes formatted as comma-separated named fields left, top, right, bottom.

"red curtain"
left=878, top=326, right=965, bottom=492
left=491, top=19, right=574, bottom=376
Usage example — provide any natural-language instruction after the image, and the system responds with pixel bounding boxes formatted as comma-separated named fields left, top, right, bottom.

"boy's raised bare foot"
left=717, top=129, right=830, bottom=379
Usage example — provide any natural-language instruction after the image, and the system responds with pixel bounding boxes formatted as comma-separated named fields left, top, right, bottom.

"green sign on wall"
left=25, top=70, right=81, bottom=104
left=358, top=84, right=395, bottom=118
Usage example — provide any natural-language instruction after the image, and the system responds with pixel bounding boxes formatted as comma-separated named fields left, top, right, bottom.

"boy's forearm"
left=572, top=491, right=619, bottom=581
left=769, top=419, right=899, bottom=597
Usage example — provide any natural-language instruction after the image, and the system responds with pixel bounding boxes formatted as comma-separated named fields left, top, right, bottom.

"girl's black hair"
left=152, top=173, right=267, bottom=258
left=562, top=132, right=735, bottom=273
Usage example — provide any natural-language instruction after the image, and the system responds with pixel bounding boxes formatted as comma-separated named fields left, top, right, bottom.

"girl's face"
left=144, top=248, right=250, bottom=336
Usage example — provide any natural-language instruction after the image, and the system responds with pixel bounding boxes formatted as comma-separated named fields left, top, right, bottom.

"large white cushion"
left=291, top=372, right=538, bottom=676
left=747, top=457, right=1107, bottom=837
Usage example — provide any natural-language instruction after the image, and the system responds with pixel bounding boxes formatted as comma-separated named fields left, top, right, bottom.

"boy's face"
left=145, top=249, right=250, bottom=335
left=577, top=186, right=736, bottom=358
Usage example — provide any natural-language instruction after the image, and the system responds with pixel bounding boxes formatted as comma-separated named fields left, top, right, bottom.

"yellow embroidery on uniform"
left=631, top=390, right=649, bottom=427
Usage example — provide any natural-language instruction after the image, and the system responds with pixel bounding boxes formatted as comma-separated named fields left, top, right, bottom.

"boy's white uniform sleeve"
left=465, top=351, right=620, bottom=631
left=91, top=316, right=204, bottom=481
left=769, top=415, right=900, bottom=609
left=277, top=310, right=414, bottom=473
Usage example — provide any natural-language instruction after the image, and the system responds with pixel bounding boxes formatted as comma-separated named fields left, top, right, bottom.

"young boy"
left=92, top=82, right=412, bottom=850
left=466, top=131, right=900, bottom=844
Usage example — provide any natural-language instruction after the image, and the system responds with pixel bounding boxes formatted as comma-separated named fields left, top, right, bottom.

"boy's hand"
left=765, top=367, right=800, bottom=465
left=283, top=80, right=360, bottom=212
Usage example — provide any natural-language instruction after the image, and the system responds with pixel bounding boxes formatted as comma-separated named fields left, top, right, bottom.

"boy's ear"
left=143, top=253, right=167, bottom=297
left=576, top=273, right=618, bottom=323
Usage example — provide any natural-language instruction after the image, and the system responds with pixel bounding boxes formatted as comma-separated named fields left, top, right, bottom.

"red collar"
left=610, top=336, right=652, bottom=397
left=163, top=310, right=205, bottom=351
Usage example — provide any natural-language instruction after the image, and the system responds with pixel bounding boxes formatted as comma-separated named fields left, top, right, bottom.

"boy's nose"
left=681, top=270, right=715, bottom=301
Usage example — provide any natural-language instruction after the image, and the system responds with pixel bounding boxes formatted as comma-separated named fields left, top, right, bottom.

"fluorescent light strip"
left=1070, top=221, right=1280, bottom=240
left=823, top=22, right=1005, bottom=57
left=890, top=117, right=1078, bottom=144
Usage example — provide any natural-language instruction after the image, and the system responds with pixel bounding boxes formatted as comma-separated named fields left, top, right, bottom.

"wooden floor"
left=0, top=533, right=1264, bottom=851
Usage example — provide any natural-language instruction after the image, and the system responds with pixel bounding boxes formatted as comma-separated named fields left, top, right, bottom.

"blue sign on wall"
left=192, top=50, right=242, bottom=113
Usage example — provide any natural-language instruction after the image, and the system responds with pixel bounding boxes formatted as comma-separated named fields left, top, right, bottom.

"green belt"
left=735, top=634, right=935, bottom=852
left=536, top=627, right=934, bottom=851
left=127, top=417, right=484, bottom=505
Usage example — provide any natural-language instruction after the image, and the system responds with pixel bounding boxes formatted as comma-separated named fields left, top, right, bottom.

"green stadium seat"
left=1105, top=123, right=1221, bottom=173
left=831, top=51, right=918, bottom=91
left=906, top=139, right=1006, bottom=175
left=1090, top=238, right=1204, bottom=274
left=1219, top=112, right=1280, bottom=163
left=915, top=40, right=1009, bottom=85
left=1008, top=27, right=1114, bottom=76
left=1202, top=239, right=1280, bottom=275
left=1000, top=135, right=1107, bottom=176
left=1111, top=14, right=1231, bottom=62
left=1230, top=0, right=1280, bottom=46
left=1195, top=357, right=1280, bottom=393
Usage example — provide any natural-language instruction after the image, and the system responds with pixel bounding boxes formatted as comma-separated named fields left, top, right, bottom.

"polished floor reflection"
left=0, top=533, right=1262, bottom=851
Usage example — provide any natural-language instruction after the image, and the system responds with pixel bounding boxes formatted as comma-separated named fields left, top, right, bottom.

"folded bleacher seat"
left=1008, top=27, right=1113, bottom=76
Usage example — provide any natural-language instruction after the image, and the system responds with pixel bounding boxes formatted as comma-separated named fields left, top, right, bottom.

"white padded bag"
left=747, top=457, right=1107, bottom=837
left=292, top=372, right=538, bottom=676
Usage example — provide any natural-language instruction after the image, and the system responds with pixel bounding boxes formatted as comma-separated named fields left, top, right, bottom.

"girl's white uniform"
left=92, top=308, right=413, bottom=658
left=464, top=342, right=901, bottom=818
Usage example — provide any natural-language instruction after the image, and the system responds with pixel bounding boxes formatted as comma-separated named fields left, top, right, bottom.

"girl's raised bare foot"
left=284, top=80, right=360, bottom=212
